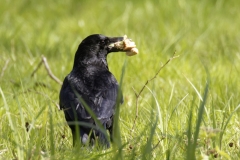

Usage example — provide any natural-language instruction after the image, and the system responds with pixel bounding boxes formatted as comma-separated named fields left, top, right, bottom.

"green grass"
left=1, top=0, right=240, bottom=159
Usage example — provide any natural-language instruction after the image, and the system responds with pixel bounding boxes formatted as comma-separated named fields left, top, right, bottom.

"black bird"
left=59, top=34, right=137, bottom=148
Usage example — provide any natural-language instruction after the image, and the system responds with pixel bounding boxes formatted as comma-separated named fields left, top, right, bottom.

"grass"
left=1, top=0, right=240, bottom=159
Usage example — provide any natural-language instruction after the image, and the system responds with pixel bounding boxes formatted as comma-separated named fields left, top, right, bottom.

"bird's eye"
left=100, top=40, right=105, bottom=46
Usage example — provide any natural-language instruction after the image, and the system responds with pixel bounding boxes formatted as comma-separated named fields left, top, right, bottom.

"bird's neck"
left=73, top=59, right=109, bottom=71
left=73, top=50, right=108, bottom=70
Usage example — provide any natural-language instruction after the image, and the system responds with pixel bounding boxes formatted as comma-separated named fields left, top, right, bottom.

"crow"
left=59, top=34, right=137, bottom=148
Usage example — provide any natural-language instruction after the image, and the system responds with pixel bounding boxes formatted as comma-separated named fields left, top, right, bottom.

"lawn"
left=0, top=0, right=240, bottom=159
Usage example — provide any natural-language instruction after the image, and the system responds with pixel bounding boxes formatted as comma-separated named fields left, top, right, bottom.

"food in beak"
left=113, top=35, right=139, bottom=56
left=126, top=47, right=139, bottom=56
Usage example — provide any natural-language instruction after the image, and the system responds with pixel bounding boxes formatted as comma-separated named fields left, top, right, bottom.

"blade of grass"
left=142, top=117, right=158, bottom=160
left=0, top=87, right=23, bottom=159
left=168, top=94, right=189, bottom=128
left=193, top=82, right=209, bottom=159
left=211, top=97, right=217, bottom=148
left=145, top=86, right=163, bottom=133
left=0, top=87, right=15, bottom=131
left=141, top=83, right=161, bottom=160
left=48, top=103, right=55, bottom=157
left=219, top=104, right=240, bottom=149
left=186, top=80, right=209, bottom=160
left=129, top=117, right=159, bottom=159
left=183, top=74, right=203, bottom=101
left=186, top=95, right=196, bottom=160
left=113, top=59, right=127, bottom=160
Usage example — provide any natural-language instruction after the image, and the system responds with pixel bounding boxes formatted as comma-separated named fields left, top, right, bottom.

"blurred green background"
left=0, top=0, right=239, bottom=159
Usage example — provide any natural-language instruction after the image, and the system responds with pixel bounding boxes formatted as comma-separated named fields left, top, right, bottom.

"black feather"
left=59, top=34, right=124, bottom=148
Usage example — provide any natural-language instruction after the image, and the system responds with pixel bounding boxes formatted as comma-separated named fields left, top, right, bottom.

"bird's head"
left=73, top=34, right=138, bottom=69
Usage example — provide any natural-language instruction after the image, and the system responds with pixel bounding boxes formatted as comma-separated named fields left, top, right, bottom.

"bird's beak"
left=108, top=35, right=138, bottom=56
left=108, top=37, right=125, bottom=52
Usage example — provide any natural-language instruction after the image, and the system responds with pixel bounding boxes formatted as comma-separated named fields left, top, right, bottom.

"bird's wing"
left=60, top=76, right=122, bottom=121
left=90, top=83, right=121, bottom=119
left=60, top=77, right=92, bottom=121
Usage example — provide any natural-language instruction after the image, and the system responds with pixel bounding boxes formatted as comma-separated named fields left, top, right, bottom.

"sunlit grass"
left=1, top=0, right=240, bottom=159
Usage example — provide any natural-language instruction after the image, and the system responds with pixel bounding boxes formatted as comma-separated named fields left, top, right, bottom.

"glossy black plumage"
left=59, top=34, right=124, bottom=147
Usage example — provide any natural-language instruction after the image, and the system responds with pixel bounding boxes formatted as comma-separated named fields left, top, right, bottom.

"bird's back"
left=59, top=67, right=121, bottom=121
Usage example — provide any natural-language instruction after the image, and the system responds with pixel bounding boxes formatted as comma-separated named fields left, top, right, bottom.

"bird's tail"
left=96, top=121, right=110, bottom=148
